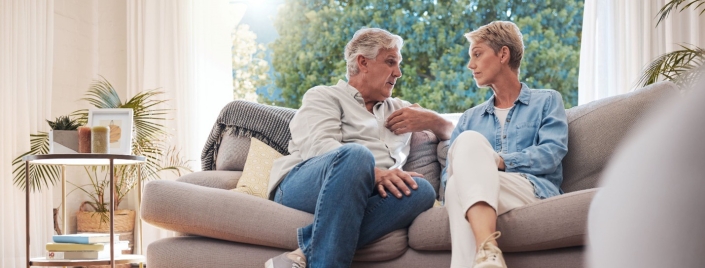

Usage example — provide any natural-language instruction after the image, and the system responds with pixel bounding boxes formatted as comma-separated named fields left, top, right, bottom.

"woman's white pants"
left=445, top=131, right=540, bottom=267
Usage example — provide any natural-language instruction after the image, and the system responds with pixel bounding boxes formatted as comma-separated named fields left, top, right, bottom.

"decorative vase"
left=49, top=130, right=79, bottom=154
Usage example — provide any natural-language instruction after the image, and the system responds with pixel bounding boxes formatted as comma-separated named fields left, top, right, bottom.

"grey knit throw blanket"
left=201, top=100, right=296, bottom=171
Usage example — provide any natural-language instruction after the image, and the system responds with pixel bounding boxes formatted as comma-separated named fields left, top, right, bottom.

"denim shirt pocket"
left=513, top=122, right=540, bottom=149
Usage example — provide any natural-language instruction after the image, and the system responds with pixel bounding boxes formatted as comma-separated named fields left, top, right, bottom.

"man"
left=265, top=28, right=453, bottom=267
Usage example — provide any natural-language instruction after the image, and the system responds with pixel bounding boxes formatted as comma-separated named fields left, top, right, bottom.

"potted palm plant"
left=12, top=76, right=191, bottom=252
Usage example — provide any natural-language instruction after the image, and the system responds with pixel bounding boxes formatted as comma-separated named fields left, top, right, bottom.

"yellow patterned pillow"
left=232, top=137, right=284, bottom=198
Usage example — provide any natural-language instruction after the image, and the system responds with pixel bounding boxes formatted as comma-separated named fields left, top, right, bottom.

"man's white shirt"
left=268, top=80, right=412, bottom=198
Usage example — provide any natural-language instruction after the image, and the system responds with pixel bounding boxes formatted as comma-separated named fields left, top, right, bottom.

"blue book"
left=52, top=233, right=118, bottom=244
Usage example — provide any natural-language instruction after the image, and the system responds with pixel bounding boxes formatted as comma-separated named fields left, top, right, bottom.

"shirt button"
left=503, top=135, right=507, bottom=139
left=506, top=119, right=511, bottom=122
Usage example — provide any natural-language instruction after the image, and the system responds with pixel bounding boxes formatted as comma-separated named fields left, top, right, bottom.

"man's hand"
left=386, top=103, right=453, bottom=140
left=374, top=168, right=423, bottom=199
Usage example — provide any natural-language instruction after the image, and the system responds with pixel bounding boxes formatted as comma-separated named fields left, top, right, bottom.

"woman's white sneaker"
left=474, top=231, right=507, bottom=268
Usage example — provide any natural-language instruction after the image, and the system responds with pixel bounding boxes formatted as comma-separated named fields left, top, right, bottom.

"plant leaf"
left=12, top=133, right=61, bottom=191
left=638, top=45, right=705, bottom=88
left=656, top=0, right=705, bottom=26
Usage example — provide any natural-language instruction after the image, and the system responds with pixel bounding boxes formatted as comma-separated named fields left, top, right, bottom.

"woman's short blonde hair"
left=464, top=21, right=524, bottom=71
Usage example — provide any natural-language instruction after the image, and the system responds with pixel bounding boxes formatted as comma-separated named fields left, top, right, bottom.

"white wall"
left=51, top=0, right=128, bottom=234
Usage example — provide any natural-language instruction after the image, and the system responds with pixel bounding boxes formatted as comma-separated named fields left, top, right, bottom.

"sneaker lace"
left=475, top=231, right=502, bottom=263
left=292, top=256, right=306, bottom=268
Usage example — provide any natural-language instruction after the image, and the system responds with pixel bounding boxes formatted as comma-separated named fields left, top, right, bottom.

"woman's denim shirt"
left=441, top=83, right=569, bottom=199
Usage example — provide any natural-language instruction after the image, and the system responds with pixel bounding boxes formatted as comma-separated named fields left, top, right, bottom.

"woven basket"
left=76, top=203, right=135, bottom=255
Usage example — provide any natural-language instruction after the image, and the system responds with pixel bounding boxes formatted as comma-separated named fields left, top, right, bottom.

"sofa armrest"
left=142, top=180, right=311, bottom=250
left=176, top=171, right=242, bottom=190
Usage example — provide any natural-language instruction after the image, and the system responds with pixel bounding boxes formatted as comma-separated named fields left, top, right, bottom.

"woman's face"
left=467, top=41, right=502, bottom=88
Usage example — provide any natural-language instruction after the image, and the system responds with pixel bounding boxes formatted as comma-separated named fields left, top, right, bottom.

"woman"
left=443, top=21, right=568, bottom=268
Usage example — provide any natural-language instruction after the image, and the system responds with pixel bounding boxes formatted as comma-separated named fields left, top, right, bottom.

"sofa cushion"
left=142, top=180, right=408, bottom=261
left=406, top=207, right=451, bottom=251
left=215, top=128, right=251, bottom=171
left=408, top=188, right=597, bottom=252
left=233, top=138, right=284, bottom=198
left=561, top=81, right=677, bottom=192
left=403, top=130, right=441, bottom=197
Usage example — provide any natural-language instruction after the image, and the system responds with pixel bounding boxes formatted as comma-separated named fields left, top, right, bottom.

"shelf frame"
left=23, top=154, right=146, bottom=268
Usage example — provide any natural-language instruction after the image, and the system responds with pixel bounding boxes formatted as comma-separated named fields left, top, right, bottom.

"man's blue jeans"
left=274, top=143, right=435, bottom=267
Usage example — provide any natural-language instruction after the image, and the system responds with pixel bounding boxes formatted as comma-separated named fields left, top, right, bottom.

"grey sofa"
left=141, top=81, right=678, bottom=268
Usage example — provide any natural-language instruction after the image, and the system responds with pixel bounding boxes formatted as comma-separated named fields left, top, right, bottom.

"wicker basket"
left=76, top=209, right=135, bottom=233
left=76, top=204, right=135, bottom=255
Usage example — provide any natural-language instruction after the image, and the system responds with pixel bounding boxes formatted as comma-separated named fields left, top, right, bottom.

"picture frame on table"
left=87, top=108, right=134, bottom=155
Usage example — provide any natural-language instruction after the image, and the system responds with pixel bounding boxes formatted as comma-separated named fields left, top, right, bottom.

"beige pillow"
left=232, top=137, right=284, bottom=198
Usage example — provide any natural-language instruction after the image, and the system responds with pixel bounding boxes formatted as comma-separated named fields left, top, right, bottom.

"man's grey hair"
left=344, top=28, right=404, bottom=79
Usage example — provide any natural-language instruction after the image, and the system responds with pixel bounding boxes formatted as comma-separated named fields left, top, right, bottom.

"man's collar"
left=337, top=80, right=365, bottom=104
left=483, top=83, right=531, bottom=114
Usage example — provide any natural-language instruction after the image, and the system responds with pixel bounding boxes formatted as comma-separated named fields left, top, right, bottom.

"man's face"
left=362, top=47, right=402, bottom=101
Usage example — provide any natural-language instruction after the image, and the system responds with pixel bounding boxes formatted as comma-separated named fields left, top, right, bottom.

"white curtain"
left=127, top=0, right=236, bottom=254
left=0, top=0, right=55, bottom=267
left=578, top=0, right=705, bottom=105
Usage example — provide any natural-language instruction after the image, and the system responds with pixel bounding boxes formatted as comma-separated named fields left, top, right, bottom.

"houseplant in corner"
left=11, top=76, right=191, bottom=253
left=639, top=0, right=705, bottom=88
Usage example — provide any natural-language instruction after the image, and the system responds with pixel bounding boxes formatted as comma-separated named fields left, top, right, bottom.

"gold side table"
left=23, top=154, right=146, bottom=268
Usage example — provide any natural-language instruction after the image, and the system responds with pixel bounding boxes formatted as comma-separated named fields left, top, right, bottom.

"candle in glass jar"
left=77, top=126, right=91, bottom=153
left=91, top=126, right=110, bottom=153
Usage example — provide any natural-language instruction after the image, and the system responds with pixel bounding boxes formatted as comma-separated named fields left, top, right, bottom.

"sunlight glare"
left=243, top=0, right=267, bottom=7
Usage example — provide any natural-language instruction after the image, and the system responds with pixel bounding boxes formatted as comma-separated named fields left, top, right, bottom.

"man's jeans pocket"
left=274, top=187, right=284, bottom=204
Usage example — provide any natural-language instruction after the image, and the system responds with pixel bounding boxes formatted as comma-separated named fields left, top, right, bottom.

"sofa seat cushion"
left=408, top=188, right=597, bottom=252
left=142, top=180, right=408, bottom=261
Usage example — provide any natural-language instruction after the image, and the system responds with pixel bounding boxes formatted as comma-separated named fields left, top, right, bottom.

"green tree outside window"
left=269, top=0, right=583, bottom=112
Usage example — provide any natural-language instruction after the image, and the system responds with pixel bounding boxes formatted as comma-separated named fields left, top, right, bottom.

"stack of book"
left=46, top=233, right=129, bottom=260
